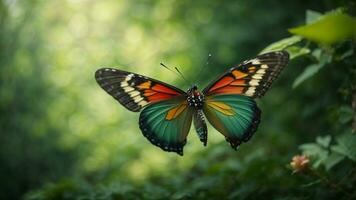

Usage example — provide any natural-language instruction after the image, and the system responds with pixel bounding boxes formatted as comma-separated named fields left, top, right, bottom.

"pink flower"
left=290, top=155, right=310, bottom=173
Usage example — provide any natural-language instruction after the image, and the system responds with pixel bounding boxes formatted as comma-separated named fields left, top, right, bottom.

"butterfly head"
left=187, top=84, right=204, bottom=108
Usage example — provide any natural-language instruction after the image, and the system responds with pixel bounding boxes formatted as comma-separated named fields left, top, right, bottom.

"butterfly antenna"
left=174, top=67, right=190, bottom=85
left=160, top=63, right=190, bottom=86
left=160, top=63, right=175, bottom=73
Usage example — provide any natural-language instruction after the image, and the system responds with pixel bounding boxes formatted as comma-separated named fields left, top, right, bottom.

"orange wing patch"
left=148, top=93, right=176, bottom=102
left=210, top=86, right=244, bottom=95
left=139, top=83, right=182, bottom=103
left=231, top=79, right=247, bottom=86
left=143, top=90, right=157, bottom=97
left=152, top=84, right=181, bottom=95
left=137, top=80, right=151, bottom=89
left=137, top=82, right=182, bottom=103
left=208, top=76, right=234, bottom=92
left=207, top=69, right=249, bottom=95
left=232, top=70, right=248, bottom=79
left=166, top=102, right=188, bottom=120
left=248, top=66, right=257, bottom=73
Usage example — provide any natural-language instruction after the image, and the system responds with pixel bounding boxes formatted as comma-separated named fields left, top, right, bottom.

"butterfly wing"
left=139, top=97, right=193, bottom=155
left=202, top=51, right=289, bottom=98
left=201, top=51, right=288, bottom=149
left=203, top=94, right=261, bottom=149
left=95, top=68, right=186, bottom=112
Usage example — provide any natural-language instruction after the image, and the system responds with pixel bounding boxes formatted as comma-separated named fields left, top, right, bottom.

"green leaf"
left=316, top=135, right=331, bottom=148
left=292, top=63, right=324, bottom=88
left=323, top=152, right=345, bottom=170
left=299, top=143, right=328, bottom=168
left=285, top=46, right=311, bottom=59
left=338, top=105, right=354, bottom=124
left=331, top=132, right=356, bottom=161
left=306, top=10, right=322, bottom=24
left=300, top=135, right=348, bottom=170
left=289, top=12, right=356, bottom=45
left=312, top=48, right=322, bottom=60
left=260, top=36, right=303, bottom=54
left=292, top=49, right=332, bottom=88
left=339, top=48, right=354, bottom=60
left=319, top=51, right=332, bottom=64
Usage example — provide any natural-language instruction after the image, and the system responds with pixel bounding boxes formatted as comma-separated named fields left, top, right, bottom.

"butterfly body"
left=186, top=85, right=205, bottom=108
left=95, top=51, right=289, bottom=156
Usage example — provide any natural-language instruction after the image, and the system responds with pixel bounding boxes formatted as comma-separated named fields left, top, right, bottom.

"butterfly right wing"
left=95, top=68, right=186, bottom=112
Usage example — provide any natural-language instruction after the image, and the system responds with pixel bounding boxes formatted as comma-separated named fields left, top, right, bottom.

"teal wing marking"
left=203, top=94, right=261, bottom=150
left=139, top=97, right=193, bottom=155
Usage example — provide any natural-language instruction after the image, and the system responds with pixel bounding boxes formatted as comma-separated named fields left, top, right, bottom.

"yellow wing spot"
left=232, top=70, right=248, bottom=79
left=207, top=101, right=235, bottom=116
left=166, top=102, right=187, bottom=120
left=248, top=66, right=257, bottom=73
left=137, top=81, right=151, bottom=89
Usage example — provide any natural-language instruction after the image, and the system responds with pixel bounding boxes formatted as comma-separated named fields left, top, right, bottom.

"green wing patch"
left=139, top=97, right=193, bottom=155
left=203, top=94, right=261, bottom=150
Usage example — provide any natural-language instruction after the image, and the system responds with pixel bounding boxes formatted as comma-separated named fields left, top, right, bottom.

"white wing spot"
left=134, top=96, right=144, bottom=103
left=129, top=91, right=140, bottom=97
left=245, top=87, right=256, bottom=96
left=138, top=101, right=148, bottom=107
left=125, top=74, right=134, bottom=81
left=261, top=64, right=268, bottom=69
left=251, top=59, right=261, bottom=65
left=124, top=86, right=135, bottom=92
left=249, top=79, right=260, bottom=86
left=120, top=81, right=128, bottom=87
left=256, top=69, right=266, bottom=74
left=252, top=74, right=263, bottom=79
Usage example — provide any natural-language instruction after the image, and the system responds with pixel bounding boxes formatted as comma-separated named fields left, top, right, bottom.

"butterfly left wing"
left=95, top=68, right=186, bottom=112
left=139, top=97, right=193, bottom=155
left=202, top=51, right=289, bottom=98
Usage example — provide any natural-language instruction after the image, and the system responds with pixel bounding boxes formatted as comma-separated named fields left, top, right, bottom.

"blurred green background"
left=0, top=0, right=355, bottom=199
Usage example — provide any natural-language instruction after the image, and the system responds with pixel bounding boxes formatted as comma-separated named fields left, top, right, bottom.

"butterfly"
left=95, top=51, right=289, bottom=156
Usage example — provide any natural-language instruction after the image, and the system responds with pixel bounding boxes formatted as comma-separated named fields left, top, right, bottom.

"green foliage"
left=300, top=135, right=346, bottom=170
left=260, top=36, right=303, bottom=54
left=289, top=9, right=356, bottom=45
left=260, top=35, right=311, bottom=60
left=331, top=132, right=356, bottom=162
left=338, top=105, right=354, bottom=124
left=292, top=48, right=332, bottom=88
left=1, top=1, right=355, bottom=200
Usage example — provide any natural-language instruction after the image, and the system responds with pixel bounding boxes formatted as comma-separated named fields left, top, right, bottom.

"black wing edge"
left=250, top=50, right=289, bottom=98
left=139, top=114, right=186, bottom=156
